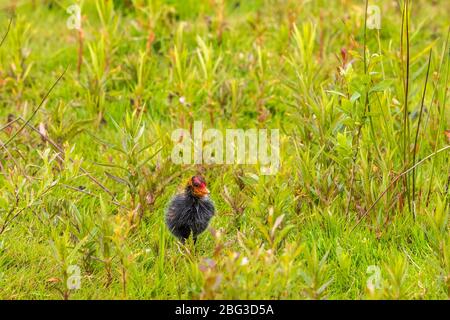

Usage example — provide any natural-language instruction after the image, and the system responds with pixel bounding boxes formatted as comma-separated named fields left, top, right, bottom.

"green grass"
left=0, top=0, right=449, bottom=299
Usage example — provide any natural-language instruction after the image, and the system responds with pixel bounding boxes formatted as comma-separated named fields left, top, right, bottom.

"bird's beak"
left=192, top=184, right=210, bottom=197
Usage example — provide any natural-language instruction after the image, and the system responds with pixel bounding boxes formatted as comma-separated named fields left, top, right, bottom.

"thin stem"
left=345, top=0, right=370, bottom=219
left=411, top=49, right=432, bottom=218
left=426, top=27, right=450, bottom=205
left=3, top=67, right=68, bottom=147
left=13, top=116, right=116, bottom=199
left=402, top=0, right=412, bottom=214
left=350, top=145, right=450, bottom=233
left=0, top=16, right=12, bottom=48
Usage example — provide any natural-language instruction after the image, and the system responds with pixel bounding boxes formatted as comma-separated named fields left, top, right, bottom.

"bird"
left=165, top=175, right=215, bottom=243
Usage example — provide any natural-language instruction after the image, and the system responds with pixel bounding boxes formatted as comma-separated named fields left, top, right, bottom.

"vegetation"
left=0, top=0, right=449, bottom=299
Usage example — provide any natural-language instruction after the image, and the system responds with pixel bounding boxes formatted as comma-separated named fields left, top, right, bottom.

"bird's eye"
left=192, top=179, right=200, bottom=187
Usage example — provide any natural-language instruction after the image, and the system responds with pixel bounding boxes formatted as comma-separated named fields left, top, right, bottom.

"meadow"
left=0, top=0, right=449, bottom=299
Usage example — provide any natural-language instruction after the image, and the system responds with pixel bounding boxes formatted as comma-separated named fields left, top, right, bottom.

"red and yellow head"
left=187, top=175, right=210, bottom=198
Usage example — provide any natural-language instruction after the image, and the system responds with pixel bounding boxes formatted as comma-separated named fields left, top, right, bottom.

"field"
left=0, top=0, right=449, bottom=299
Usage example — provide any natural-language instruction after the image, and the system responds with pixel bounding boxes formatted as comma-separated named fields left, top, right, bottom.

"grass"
left=0, top=0, right=449, bottom=299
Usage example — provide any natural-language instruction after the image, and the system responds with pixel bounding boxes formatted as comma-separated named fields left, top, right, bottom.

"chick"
left=166, top=175, right=215, bottom=242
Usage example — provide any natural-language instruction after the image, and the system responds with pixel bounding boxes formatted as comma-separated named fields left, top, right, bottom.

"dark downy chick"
left=166, top=175, right=215, bottom=242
